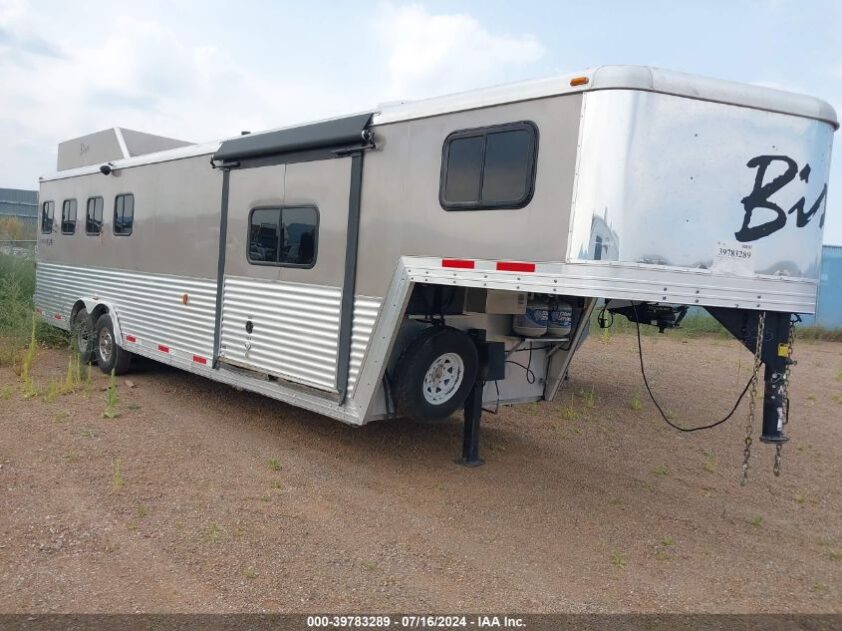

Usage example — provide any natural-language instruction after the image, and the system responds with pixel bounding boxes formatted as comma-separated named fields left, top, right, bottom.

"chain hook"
left=742, top=311, right=765, bottom=486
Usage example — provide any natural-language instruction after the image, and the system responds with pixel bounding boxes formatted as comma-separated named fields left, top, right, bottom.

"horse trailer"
left=35, top=66, right=836, bottom=465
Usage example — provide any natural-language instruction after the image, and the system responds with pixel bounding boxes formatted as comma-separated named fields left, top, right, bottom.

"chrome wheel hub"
left=98, top=327, right=113, bottom=364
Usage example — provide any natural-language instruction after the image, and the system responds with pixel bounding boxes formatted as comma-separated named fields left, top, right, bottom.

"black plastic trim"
left=335, top=151, right=364, bottom=404
left=213, top=113, right=374, bottom=163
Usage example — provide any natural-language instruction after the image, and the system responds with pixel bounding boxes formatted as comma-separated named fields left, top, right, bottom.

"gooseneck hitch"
left=705, top=307, right=796, bottom=446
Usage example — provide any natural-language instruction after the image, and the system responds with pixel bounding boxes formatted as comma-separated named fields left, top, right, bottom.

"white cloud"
left=376, top=3, right=545, bottom=99
left=0, top=1, right=546, bottom=189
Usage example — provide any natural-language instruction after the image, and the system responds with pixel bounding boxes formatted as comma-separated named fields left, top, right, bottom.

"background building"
left=805, top=244, right=842, bottom=329
left=0, top=187, right=38, bottom=233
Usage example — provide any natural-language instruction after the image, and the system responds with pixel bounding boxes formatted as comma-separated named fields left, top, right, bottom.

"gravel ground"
left=0, top=333, right=840, bottom=613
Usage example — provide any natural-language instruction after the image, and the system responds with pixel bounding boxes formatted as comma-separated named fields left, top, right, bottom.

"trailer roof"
left=41, top=65, right=838, bottom=182
left=372, top=65, right=839, bottom=128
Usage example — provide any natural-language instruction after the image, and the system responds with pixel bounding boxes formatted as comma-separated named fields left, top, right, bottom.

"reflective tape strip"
left=192, top=355, right=207, bottom=365
left=125, top=335, right=137, bottom=343
left=496, top=261, right=536, bottom=273
left=441, top=259, right=475, bottom=269
left=158, top=344, right=170, bottom=353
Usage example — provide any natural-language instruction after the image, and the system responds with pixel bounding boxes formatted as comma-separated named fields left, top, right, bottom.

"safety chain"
left=773, top=317, right=797, bottom=477
left=742, top=311, right=766, bottom=486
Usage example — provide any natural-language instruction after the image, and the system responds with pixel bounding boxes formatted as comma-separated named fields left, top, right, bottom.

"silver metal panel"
left=403, top=256, right=818, bottom=313
left=357, top=94, right=582, bottom=296
left=570, top=90, right=834, bottom=281
left=219, top=276, right=341, bottom=391
left=35, top=262, right=217, bottom=356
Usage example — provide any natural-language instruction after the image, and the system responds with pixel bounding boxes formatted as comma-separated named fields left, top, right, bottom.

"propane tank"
left=513, top=296, right=548, bottom=338
left=547, top=299, right=574, bottom=337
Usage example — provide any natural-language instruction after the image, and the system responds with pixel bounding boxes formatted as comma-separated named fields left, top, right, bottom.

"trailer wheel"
left=94, top=313, right=132, bottom=375
left=393, top=326, right=478, bottom=422
left=71, top=308, right=94, bottom=364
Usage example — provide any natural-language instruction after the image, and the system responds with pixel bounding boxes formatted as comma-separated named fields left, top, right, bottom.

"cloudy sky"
left=2, top=0, right=841, bottom=243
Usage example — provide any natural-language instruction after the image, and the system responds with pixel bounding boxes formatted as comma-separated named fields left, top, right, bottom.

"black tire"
left=94, top=313, right=132, bottom=375
left=393, top=326, right=478, bottom=422
left=71, top=308, right=94, bottom=364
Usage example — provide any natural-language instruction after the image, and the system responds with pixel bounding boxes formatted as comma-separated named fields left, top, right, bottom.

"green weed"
left=581, top=386, right=596, bottom=409
left=244, top=567, right=258, bottom=579
left=630, top=393, right=643, bottom=411
left=611, top=551, right=627, bottom=568
left=561, top=394, right=579, bottom=421
left=111, top=459, right=124, bottom=493
left=103, top=370, right=119, bottom=419
left=268, top=458, right=282, bottom=472
left=751, top=515, right=762, bottom=528
left=653, top=465, right=668, bottom=477
left=703, top=450, right=716, bottom=473
left=206, top=522, right=222, bottom=542
left=661, top=536, right=675, bottom=547
left=811, top=580, right=828, bottom=593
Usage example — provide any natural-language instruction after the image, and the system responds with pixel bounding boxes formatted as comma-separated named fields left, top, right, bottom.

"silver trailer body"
left=35, top=66, right=837, bottom=427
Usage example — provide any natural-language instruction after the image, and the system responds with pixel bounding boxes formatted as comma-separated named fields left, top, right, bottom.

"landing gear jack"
left=457, top=329, right=505, bottom=467
left=706, top=307, right=796, bottom=445
left=458, top=380, right=484, bottom=467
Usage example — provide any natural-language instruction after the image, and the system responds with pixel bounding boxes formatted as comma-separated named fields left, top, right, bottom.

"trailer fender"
left=81, top=299, right=125, bottom=346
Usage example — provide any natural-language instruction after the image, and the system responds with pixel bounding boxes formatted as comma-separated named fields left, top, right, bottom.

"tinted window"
left=440, top=121, right=538, bottom=210
left=443, top=135, right=484, bottom=203
left=248, top=206, right=318, bottom=268
left=114, top=194, right=134, bottom=235
left=61, top=199, right=77, bottom=235
left=86, top=197, right=104, bottom=235
left=41, top=201, right=54, bottom=234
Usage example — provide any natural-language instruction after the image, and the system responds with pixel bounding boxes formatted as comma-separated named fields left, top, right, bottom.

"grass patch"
left=751, top=515, right=763, bottom=528
left=206, top=522, right=222, bottom=542
left=561, top=394, right=579, bottom=421
left=244, top=567, right=258, bottom=579
left=653, top=465, right=669, bottom=477
left=630, top=392, right=643, bottom=411
left=268, top=458, right=282, bottom=472
left=611, top=550, right=627, bottom=568
left=0, top=253, right=68, bottom=368
left=661, top=536, right=675, bottom=547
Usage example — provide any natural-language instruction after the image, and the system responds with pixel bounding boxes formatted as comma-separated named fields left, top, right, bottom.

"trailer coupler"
left=705, top=307, right=796, bottom=444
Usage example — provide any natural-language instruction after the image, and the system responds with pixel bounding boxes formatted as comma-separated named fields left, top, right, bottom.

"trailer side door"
left=217, top=157, right=353, bottom=393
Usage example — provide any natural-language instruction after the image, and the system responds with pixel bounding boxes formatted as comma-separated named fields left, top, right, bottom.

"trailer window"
left=440, top=121, right=538, bottom=210
left=61, top=199, right=77, bottom=235
left=247, top=206, right=318, bottom=268
left=41, top=201, right=55, bottom=234
left=86, top=197, right=104, bottom=235
left=113, top=194, right=134, bottom=235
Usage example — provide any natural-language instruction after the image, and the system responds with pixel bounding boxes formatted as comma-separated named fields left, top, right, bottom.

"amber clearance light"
left=570, top=76, right=589, bottom=87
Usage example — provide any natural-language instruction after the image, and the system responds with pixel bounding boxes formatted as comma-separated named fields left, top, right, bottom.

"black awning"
left=212, top=112, right=374, bottom=162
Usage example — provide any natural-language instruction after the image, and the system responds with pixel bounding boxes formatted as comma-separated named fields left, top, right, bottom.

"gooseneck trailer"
left=35, top=66, right=836, bottom=468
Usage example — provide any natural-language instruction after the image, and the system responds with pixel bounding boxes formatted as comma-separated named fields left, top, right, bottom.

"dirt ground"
left=0, top=332, right=840, bottom=613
